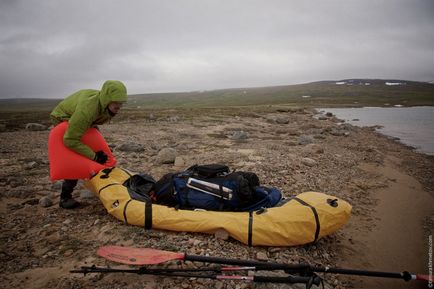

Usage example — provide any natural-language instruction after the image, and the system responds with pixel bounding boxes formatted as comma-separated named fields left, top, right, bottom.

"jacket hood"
left=99, top=80, right=128, bottom=109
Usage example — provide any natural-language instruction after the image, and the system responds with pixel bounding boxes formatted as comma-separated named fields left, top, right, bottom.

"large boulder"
left=117, top=142, right=144, bottom=152
left=156, top=148, right=177, bottom=164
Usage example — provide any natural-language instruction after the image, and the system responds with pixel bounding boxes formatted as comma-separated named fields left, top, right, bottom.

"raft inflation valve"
left=112, top=200, right=119, bottom=208
left=327, top=199, right=338, bottom=207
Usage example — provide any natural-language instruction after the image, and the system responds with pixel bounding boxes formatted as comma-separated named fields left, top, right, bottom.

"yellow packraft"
left=85, top=167, right=351, bottom=246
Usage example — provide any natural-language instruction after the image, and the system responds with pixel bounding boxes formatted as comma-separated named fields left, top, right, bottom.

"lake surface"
left=319, top=106, right=434, bottom=156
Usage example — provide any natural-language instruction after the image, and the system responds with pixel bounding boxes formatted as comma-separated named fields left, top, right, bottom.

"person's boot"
left=59, top=179, right=80, bottom=209
left=59, top=197, right=80, bottom=209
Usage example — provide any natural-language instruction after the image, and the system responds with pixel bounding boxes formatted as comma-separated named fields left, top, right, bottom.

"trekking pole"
left=71, top=265, right=322, bottom=288
left=97, top=246, right=430, bottom=282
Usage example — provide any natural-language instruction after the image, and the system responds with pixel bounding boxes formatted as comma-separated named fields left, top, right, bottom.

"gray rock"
left=329, top=128, right=350, bottom=136
left=298, top=134, right=314, bottom=145
left=265, top=116, right=276, bottom=123
left=215, top=281, right=224, bottom=289
left=340, top=123, right=354, bottom=131
left=214, top=229, right=229, bottom=240
left=52, top=181, right=62, bottom=190
left=108, top=143, right=117, bottom=151
left=167, top=115, right=181, bottom=122
left=24, top=161, right=38, bottom=170
left=39, top=196, right=53, bottom=207
left=117, top=142, right=144, bottom=152
left=302, top=144, right=324, bottom=154
left=256, top=251, right=268, bottom=261
left=63, top=219, right=72, bottom=225
left=156, top=148, right=177, bottom=164
left=275, top=116, right=290, bottom=124
left=301, top=157, right=317, bottom=167
left=287, top=128, right=300, bottom=136
left=15, top=186, right=34, bottom=197
left=25, top=123, right=47, bottom=131
left=174, top=156, right=186, bottom=167
left=231, top=131, right=249, bottom=140
left=7, top=177, right=24, bottom=188
left=306, top=128, right=324, bottom=135
left=0, top=123, right=6, bottom=132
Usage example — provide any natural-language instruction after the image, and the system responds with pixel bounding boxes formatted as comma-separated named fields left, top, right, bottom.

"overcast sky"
left=1, top=0, right=434, bottom=99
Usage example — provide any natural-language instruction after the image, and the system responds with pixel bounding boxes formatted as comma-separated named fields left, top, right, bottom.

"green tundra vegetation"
left=1, top=79, right=433, bottom=130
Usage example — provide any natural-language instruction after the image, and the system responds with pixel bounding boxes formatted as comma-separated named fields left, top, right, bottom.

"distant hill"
left=127, top=79, right=434, bottom=108
left=1, top=79, right=433, bottom=113
left=0, top=98, right=60, bottom=112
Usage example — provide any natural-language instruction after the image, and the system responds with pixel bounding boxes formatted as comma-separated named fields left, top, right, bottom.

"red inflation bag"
left=48, top=122, right=116, bottom=181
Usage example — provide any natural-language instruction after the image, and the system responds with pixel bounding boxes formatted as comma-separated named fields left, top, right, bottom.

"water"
left=319, top=106, right=434, bottom=156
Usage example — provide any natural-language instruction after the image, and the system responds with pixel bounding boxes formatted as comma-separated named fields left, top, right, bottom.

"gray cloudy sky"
left=1, top=0, right=434, bottom=99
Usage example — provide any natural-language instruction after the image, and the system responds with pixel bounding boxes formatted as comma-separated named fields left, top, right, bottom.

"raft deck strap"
left=98, top=183, right=122, bottom=195
left=144, top=201, right=152, bottom=230
left=248, top=211, right=253, bottom=247
left=291, top=197, right=320, bottom=243
left=123, top=199, right=132, bottom=224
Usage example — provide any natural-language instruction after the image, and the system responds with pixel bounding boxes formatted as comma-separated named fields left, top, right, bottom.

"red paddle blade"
left=97, top=246, right=185, bottom=265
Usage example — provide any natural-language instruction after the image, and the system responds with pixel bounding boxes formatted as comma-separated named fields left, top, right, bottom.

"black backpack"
left=150, top=164, right=280, bottom=211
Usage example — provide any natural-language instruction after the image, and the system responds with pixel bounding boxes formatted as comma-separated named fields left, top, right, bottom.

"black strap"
left=98, top=183, right=122, bottom=195
left=291, top=197, right=320, bottom=243
left=144, top=201, right=152, bottom=230
left=123, top=199, right=132, bottom=225
left=248, top=211, right=253, bottom=247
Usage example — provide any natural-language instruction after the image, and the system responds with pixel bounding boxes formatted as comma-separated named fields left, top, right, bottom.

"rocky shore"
left=0, top=106, right=432, bottom=289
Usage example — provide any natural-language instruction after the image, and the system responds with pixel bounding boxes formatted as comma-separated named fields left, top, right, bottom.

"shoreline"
left=318, top=106, right=434, bottom=156
left=337, top=157, right=432, bottom=289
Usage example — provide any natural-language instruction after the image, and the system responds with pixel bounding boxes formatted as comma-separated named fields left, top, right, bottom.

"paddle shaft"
left=184, top=254, right=417, bottom=281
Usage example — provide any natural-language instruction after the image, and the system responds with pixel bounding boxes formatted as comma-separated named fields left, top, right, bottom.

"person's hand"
left=94, top=150, right=108, bottom=164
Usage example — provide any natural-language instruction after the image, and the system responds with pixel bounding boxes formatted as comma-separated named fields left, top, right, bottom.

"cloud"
left=1, top=0, right=434, bottom=98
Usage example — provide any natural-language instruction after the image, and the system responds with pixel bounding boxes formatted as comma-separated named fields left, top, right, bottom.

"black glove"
left=94, top=150, right=108, bottom=164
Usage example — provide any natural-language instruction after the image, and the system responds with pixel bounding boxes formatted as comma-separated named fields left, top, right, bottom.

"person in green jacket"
left=50, top=80, right=128, bottom=209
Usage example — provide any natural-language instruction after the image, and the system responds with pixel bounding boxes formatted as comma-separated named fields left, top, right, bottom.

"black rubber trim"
left=248, top=211, right=253, bottom=247
left=123, top=199, right=132, bottom=225
left=291, top=197, right=320, bottom=243
left=98, top=183, right=122, bottom=195
left=144, top=201, right=152, bottom=230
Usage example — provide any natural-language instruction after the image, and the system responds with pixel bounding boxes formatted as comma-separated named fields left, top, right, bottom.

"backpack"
left=122, top=173, right=156, bottom=202
left=150, top=164, right=282, bottom=211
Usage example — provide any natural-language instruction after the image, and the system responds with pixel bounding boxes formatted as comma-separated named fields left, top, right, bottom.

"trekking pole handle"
left=317, top=266, right=414, bottom=281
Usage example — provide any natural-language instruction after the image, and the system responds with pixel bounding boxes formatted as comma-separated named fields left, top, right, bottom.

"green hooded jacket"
left=50, top=80, right=127, bottom=160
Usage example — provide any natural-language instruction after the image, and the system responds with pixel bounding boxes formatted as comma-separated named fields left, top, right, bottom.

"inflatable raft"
left=85, top=167, right=352, bottom=247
